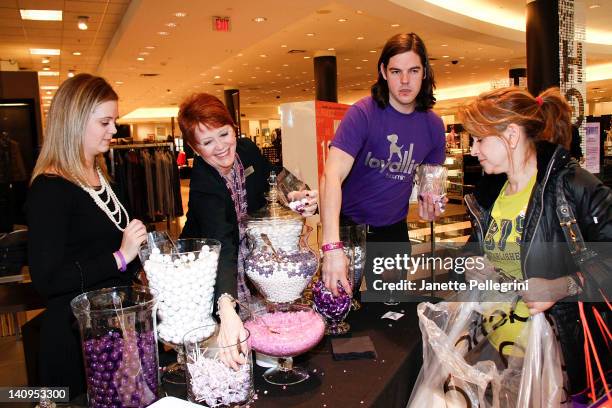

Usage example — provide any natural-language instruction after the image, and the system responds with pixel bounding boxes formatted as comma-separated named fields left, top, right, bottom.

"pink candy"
left=245, top=310, right=325, bottom=357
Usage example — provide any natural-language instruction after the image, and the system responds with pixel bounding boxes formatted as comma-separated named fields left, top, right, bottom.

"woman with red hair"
left=178, top=93, right=318, bottom=366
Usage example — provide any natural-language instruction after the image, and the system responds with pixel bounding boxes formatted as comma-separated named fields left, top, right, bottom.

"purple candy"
left=312, top=281, right=352, bottom=322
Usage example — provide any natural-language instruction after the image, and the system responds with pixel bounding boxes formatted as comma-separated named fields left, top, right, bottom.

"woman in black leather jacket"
left=458, top=86, right=611, bottom=394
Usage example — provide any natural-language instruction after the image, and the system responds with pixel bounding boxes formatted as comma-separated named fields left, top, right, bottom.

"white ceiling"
left=1, top=0, right=611, bottom=120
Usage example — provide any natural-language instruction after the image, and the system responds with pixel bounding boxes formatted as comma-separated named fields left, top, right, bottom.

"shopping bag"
left=408, top=298, right=568, bottom=408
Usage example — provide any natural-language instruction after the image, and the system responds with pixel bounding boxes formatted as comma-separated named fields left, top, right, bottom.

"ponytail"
left=537, top=88, right=572, bottom=150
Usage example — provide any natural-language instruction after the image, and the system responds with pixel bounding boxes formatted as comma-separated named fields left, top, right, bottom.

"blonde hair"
left=31, top=73, right=118, bottom=186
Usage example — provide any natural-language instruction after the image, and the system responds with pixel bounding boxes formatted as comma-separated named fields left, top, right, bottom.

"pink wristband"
left=114, top=250, right=127, bottom=272
left=321, top=241, right=344, bottom=252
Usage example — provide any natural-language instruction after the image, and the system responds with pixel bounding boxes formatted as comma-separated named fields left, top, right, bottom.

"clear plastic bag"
left=408, top=295, right=568, bottom=408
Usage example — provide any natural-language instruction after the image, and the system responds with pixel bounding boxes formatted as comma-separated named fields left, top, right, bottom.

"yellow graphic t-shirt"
left=482, top=173, right=536, bottom=358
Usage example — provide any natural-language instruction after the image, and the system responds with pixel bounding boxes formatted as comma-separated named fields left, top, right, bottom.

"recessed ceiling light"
left=77, top=16, right=89, bottom=30
left=281, top=44, right=287, bottom=48
left=276, top=74, right=282, bottom=77
left=42, top=67, right=50, bottom=71
left=442, top=55, right=449, bottom=58
left=304, top=56, right=311, bottom=59
left=41, top=57, right=50, bottom=64
left=283, top=64, right=289, bottom=67
left=356, top=10, right=364, bottom=14
left=145, top=46, right=156, bottom=50
left=174, top=12, right=187, bottom=17
left=30, top=48, right=60, bottom=56
left=228, top=69, right=233, bottom=73
left=356, top=36, right=364, bottom=40
left=20, top=10, right=62, bottom=21
left=362, top=59, right=368, bottom=62
left=441, top=44, right=448, bottom=47
left=444, top=64, right=450, bottom=67
left=356, top=66, right=362, bottom=70
left=259, top=54, right=267, bottom=58
left=237, top=53, right=243, bottom=57
left=589, top=4, right=600, bottom=8
left=214, top=75, right=221, bottom=79
left=285, top=77, right=290, bottom=80
left=302, top=71, right=307, bottom=74
left=266, top=70, right=271, bottom=73
left=166, top=22, right=177, bottom=28
left=158, top=31, right=169, bottom=36
left=251, top=76, right=256, bottom=79
left=242, top=63, right=248, bottom=66
left=306, top=33, right=315, bottom=37
left=390, top=23, right=400, bottom=27
left=337, top=18, right=348, bottom=22
left=344, top=58, right=351, bottom=61
left=137, top=57, right=145, bottom=61
left=253, top=17, right=267, bottom=23
left=67, top=70, right=75, bottom=78
left=328, top=47, right=335, bottom=51
left=45, top=91, right=52, bottom=95
left=115, top=81, right=124, bottom=85
left=369, top=50, right=377, bottom=53
left=489, top=58, right=496, bottom=62
left=72, top=51, right=82, bottom=56
left=139, top=51, right=150, bottom=56
left=41, top=85, right=58, bottom=90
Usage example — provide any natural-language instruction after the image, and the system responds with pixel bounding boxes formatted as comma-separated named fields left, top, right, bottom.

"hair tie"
left=535, top=96, right=543, bottom=106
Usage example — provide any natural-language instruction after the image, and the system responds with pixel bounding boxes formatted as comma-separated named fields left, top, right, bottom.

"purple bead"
left=102, top=372, right=112, bottom=381
left=90, top=353, right=99, bottom=363
left=93, top=371, right=103, bottom=380
left=104, top=361, right=115, bottom=371
left=110, top=351, right=121, bottom=361
left=98, top=353, right=108, bottom=363
left=85, top=342, right=95, bottom=355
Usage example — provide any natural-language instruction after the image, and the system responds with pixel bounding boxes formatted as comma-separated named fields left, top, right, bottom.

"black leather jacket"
left=464, top=141, right=612, bottom=393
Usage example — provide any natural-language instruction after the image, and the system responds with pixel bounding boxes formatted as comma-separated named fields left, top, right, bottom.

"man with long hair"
left=320, top=33, right=446, bottom=296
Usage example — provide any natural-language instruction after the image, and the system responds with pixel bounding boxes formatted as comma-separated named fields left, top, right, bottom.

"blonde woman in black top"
left=27, top=74, right=146, bottom=394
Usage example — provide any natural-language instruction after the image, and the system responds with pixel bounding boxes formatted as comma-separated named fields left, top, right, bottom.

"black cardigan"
left=181, top=138, right=271, bottom=304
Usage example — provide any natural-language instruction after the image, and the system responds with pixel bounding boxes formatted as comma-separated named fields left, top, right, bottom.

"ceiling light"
left=214, top=75, right=221, bottom=79
left=281, top=45, right=287, bottom=48
left=356, top=10, right=364, bottom=14
left=304, top=56, right=311, bottom=59
left=115, top=81, right=124, bottom=85
left=362, top=59, right=368, bottom=62
left=369, top=50, right=377, bottom=53
left=42, top=67, right=50, bottom=71
left=283, top=64, right=289, bottom=67
left=38, top=71, right=59, bottom=76
left=72, top=51, right=82, bottom=56
left=158, top=31, right=169, bottom=36
left=327, top=47, right=335, bottom=51
left=137, top=57, right=145, bottom=61
left=237, top=53, right=243, bottom=57
left=266, top=70, right=271, bottom=73
left=356, top=66, right=362, bottom=70
left=259, top=54, right=267, bottom=58
left=251, top=76, right=257, bottom=79
left=589, top=4, right=600, bottom=8
left=165, top=22, right=177, bottom=28
left=337, top=18, right=348, bottom=22
left=174, top=12, right=187, bottom=17
left=344, top=58, right=351, bottom=61
left=20, top=10, right=62, bottom=21
left=42, top=96, right=53, bottom=100
left=356, top=36, right=364, bottom=40
left=41, top=57, right=50, bottom=64
left=228, top=69, right=233, bottom=73
left=391, top=23, right=400, bottom=27
left=253, top=17, right=267, bottom=23
left=45, top=91, right=52, bottom=95
left=242, top=63, right=248, bottom=66
left=67, top=70, right=75, bottom=78
left=41, top=85, right=58, bottom=90
left=306, top=33, right=315, bottom=37
left=145, top=46, right=156, bottom=50
left=77, top=16, right=89, bottom=30
left=30, top=48, right=60, bottom=56
left=489, top=58, right=496, bottom=62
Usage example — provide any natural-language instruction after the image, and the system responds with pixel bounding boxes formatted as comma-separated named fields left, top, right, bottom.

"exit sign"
left=213, top=16, right=230, bottom=32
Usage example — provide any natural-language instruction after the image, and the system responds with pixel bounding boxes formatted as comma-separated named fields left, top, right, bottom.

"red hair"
left=458, top=87, right=572, bottom=150
left=178, top=93, right=236, bottom=147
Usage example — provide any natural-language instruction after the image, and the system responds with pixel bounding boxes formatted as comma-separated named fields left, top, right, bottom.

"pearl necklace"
left=77, top=167, right=130, bottom=231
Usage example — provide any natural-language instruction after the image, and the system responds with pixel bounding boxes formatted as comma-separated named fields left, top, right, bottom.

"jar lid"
left=247, top=170, right=303, bottom=223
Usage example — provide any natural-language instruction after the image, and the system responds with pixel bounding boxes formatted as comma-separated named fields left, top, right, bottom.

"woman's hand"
left=217, top=298, right=249, bottom=370
left=521, top=277, right=568, bottom=315
left=322, top=249, right=351, bottom=297
left=118, top=219, right=147, bottom=263
left=287, top=190, right=318, bottom=217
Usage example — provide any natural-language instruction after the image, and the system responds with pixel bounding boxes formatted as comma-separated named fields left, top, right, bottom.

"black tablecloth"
left=250, top=301, right=424, bottom=408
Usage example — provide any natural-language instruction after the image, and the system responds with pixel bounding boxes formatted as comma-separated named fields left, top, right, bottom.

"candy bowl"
left=312, top=280, right=352, bottom=335
left=71, top=285, right=159, bottom=408
left=244, top=223, right=318, bottom=304
left=139, top=237, right=221, bottom=386
left=184, top=325, right=253, bottom=407
left=244, top=303, right=325, bottom=385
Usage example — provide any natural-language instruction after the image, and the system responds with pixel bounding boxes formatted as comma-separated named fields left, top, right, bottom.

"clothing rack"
left=108, top=142, right=174, bottom=178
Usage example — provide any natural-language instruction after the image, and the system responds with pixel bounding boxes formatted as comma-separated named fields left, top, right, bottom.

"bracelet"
left=216, top=293, right=236, bottom=316
left=321, top=241, right=344, bottom=252
left=114, top=250, right=127, bottom=272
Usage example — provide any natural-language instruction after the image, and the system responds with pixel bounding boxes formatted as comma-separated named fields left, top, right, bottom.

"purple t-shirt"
left=330, top=96, right=446, bottom=226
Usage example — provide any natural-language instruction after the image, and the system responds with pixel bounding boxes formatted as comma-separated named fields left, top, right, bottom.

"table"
left=249, top=301, right=424, bottom=408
